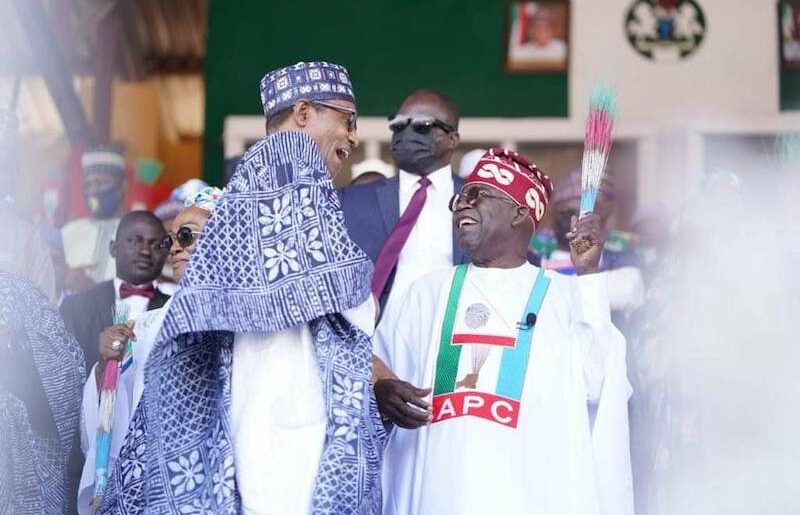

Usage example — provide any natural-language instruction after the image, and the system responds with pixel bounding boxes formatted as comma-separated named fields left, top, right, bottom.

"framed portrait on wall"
left=780, top=1, right=800, bottom=69
left=505, top=1, right=570, bottom=73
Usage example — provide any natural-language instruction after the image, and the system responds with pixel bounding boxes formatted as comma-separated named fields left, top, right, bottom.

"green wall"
left=204, top=0, right=569, bottom=185
left=781, top=71, right=800, bottom=111
left=780, top=2, right=800, bottom=111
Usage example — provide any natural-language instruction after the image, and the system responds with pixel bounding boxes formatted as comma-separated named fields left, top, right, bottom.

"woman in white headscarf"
left=76, top=187, right=223, bottom=514
left=153, top=178, right=211, bottom=294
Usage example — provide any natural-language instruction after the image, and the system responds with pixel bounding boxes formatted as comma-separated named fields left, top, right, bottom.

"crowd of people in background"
left=2, top=58, right=794, bottom=515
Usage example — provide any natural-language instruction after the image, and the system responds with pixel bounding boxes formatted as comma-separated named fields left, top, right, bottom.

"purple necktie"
left=371, top=176, right=431, bottom=298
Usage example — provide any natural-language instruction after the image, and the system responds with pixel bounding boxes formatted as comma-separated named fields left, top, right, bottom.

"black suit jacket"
left=60, top=280, right=170, bottom=370
left=339, top=174, right=467, bottom=311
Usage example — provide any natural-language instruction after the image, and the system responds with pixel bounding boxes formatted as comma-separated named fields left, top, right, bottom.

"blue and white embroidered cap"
left=259, top=61, right=355, bottom=122
left=81, top=145, right=125, bottom=178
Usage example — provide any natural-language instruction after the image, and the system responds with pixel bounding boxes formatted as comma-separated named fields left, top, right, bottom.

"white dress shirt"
left=113, top=277, right=158, bottom=321
left=387, top=166, right=454, bottom=310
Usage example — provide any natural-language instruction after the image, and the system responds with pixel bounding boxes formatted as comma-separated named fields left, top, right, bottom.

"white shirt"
left=375, top=264, right=633, bottom=515
left=386, top=166, right=454, bottom=310
left=231, top=298, right=376, bottom=515
left=113, top=277, right=158, bottom=320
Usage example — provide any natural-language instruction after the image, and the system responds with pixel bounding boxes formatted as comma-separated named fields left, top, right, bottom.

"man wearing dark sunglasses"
left=340, top=89, right=467, bottom=314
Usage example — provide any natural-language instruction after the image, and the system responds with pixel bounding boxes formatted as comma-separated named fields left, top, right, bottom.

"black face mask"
left=86, top=186, right=123, bottom=219
left=390, top=127, right=440, bottom=175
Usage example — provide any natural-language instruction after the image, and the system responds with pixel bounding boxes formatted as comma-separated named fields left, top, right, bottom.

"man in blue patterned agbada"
left=99, top=61, right=386, bottom=514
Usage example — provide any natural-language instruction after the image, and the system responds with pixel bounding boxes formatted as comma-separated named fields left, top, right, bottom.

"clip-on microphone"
left=516, top=312, right=537, bottom=330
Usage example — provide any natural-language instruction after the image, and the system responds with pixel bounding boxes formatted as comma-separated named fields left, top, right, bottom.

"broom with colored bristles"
left=580, top=83, right=619, bottom=215
left=575, top=84, right=619, bottom=253
left=91, top=302, right=131, bottom=513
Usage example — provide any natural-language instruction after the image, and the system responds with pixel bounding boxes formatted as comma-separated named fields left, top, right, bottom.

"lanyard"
left=432, top=264, right=551, bottom=400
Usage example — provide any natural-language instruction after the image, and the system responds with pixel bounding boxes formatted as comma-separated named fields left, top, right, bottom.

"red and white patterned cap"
left=464, top=147, right=554, bottom=226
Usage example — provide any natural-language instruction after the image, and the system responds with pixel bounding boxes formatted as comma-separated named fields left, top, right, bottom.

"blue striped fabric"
left=0, top=272, right=86, bottom=514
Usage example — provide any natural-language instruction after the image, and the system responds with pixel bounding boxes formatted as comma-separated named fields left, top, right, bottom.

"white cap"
left=351, top=158, right=395, bottom=181
left=458, top=149, right=487, bottom=179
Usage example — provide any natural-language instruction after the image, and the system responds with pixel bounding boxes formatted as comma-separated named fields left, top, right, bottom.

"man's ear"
left=292, top=100, right=312, bottom=128
left=511, top=205, right=530, bottom=228
left=447, top=131, right=460, bottom=151
left=109, top=239, right=118, bottom=259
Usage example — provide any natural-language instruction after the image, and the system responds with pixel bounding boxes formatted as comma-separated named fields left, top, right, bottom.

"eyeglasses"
left=388, top=115, right=456, bottom=135
left=449, top=186, right=517, bottom=212
left=310, top=100, right=358, bottom=132
left=123, top=235, right=171, bottom=252
left=166, top=226, right=202, bottom=250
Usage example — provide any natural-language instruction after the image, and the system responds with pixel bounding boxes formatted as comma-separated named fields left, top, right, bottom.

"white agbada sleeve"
left=570, top=273, right=634, bottom=515
left=374, top=273, right=446, bottom=515
left=605, top=266, right=645, bottom=314
left=374, top=297, right=415, bottom=379
left=373, top=272, right=439, bottom=387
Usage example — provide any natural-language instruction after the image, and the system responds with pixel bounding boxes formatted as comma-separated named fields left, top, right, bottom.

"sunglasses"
left=449, top=186, right=517, bottom=212
left=388, top=114, right=456, bottom=135
left=166, top=226, right=202, bottom=249
left=311, top=100, right=358, bottom=132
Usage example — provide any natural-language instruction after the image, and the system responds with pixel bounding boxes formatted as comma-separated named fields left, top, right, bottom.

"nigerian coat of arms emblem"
left=625, top=0, right=706, bottom=62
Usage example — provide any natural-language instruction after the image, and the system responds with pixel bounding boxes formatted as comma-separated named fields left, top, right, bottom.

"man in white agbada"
left=76, top=187, right=222, bottom=514
left=96, top=61, right=384, bottom=515
left=374, top=148, right=633, bottom=515
left=61, top=146, right=127, bottom=291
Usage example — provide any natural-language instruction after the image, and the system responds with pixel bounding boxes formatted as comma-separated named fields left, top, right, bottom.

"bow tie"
left=119, top=282, right=157, bottom=300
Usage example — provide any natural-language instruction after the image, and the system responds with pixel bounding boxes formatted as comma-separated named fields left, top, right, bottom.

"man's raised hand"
left=566, top=213, right=604, bottom=275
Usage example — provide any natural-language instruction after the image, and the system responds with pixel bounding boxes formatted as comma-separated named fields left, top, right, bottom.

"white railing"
left=224, top=115, right=658, bottom=202
left=224, top=113, right=800, bottom=206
